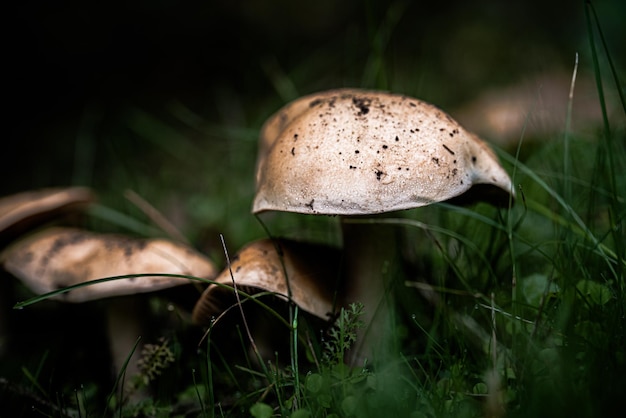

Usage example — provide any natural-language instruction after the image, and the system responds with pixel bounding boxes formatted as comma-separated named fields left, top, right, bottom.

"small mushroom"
left=192, top=238, right=341, bottom=361
left=193, top=238, right=340, bottom=322
left=253, top=88, right=515, bottom=364
left=1, top=227, right=217, bottom=395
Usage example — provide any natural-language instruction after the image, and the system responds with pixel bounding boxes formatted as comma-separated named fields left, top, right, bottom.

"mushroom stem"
left=105, top=296, right=149, bottom=400
left=341, top=219, right=399, bottom=366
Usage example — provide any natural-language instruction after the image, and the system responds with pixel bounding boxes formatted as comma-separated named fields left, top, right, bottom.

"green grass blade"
left=587, top=1, right=626, bottom=116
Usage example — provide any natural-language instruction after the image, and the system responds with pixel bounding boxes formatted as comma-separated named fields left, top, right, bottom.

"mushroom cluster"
left=1, top=88, right=515, bottom=401
left=0, top=187, right=217, bottom=398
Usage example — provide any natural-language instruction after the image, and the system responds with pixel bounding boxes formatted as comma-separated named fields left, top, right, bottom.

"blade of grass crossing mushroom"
left=197, top=289, right=292, bottom=347
left=13, top=273, right=207, bottom=309
left=219, top=234, right=261, bottom=363
left=253, top=215, right=302, bottom=403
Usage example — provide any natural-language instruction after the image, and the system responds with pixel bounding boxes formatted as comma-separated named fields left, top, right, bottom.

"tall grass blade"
left=498, top=152, right=619, bottom=275
left=563, top=53, right=579, bottom=204
left=102, top=336, right=141, bottom=418
left=362, top=0, right=409, bottom=89
left=584, top=0, right=624, bottom=295
left=586, top=1, right=626, bottom=116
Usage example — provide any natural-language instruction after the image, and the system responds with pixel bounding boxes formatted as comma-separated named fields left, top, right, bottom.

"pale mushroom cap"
left=253, top=88, right=514, bottom=216
left=0, top=187, right=95, bottom=245
left=192, top=238, right=340, bottom=325
left=1, top=227, right=217, bottom=303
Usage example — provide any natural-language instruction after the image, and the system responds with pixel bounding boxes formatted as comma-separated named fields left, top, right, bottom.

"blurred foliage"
left=7, top=0, right=623, bottom=201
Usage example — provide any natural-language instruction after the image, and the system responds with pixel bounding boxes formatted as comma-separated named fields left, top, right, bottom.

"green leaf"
left=306, top=373, right=324, bottom=393
left=521, top=273, right=559, bottom=307
left=576, top=280, right=612, bottom=306
left=250, top=402, right=273, bottom=418
left=341, top=395, right=358, bottom=416
left=291, top=409, right=311, bottom=418
left=472, top=382, right=488, bottom=395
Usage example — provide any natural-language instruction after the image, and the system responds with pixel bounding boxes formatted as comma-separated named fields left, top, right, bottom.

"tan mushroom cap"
left=1, top=227, right=217, bottom=303
left=192, top=238, right=340, bottom=325
left=253, top=88, right=514, bottom=216
left=0, top=187, right=95, bottom=246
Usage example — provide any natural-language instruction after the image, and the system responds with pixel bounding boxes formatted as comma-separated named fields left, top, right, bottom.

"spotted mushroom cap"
left=192, top=238, right=340, bottom=325
left=0, top=227, right=217, bottom=303
left=253, top=88, right=514, bottom=216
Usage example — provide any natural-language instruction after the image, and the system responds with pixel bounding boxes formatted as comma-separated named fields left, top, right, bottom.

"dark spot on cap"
left=395, top=136, right=399, bottom=141
left=21, top=251, right=34, bottom=264
left=291, top=147, right=295, bottom=156
left=443, top=144, right=455, bottom=155
left=432, top=157, right=439, bottom=165
left=382, top=145, right=388, bottom=150
left=375, top=170, right=384, bottom=180
left=355, top=150, right=360, bottom=154
left=293, top=134, right=298, bottom=141
left=352, top=97, right=370, bottom=116
left=472, top=156, right=477, bottom=163
left=305, top=199, right=315, bottom=210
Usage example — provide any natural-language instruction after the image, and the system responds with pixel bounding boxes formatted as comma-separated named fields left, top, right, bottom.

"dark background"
left=5, top=0, right=623, bottom=197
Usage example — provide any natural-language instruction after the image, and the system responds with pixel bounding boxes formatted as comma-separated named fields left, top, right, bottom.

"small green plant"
left=245, top=303, right=367, bottom=417
left=321, top=302, right=365, bottom=368
left=109, top=337, right=177, bottom=417
left=135, top=337, right=176, bottom=388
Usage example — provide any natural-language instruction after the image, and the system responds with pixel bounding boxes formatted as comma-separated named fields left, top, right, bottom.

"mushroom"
left=1, top=226, right=217, bottom=396
left=192, top=238, right=341, bottom=362
left=0, top=187, right=95, bottom=248
left=0, top=187, right=95, bottom=358
left=252, top=88, right=514, bottom=364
